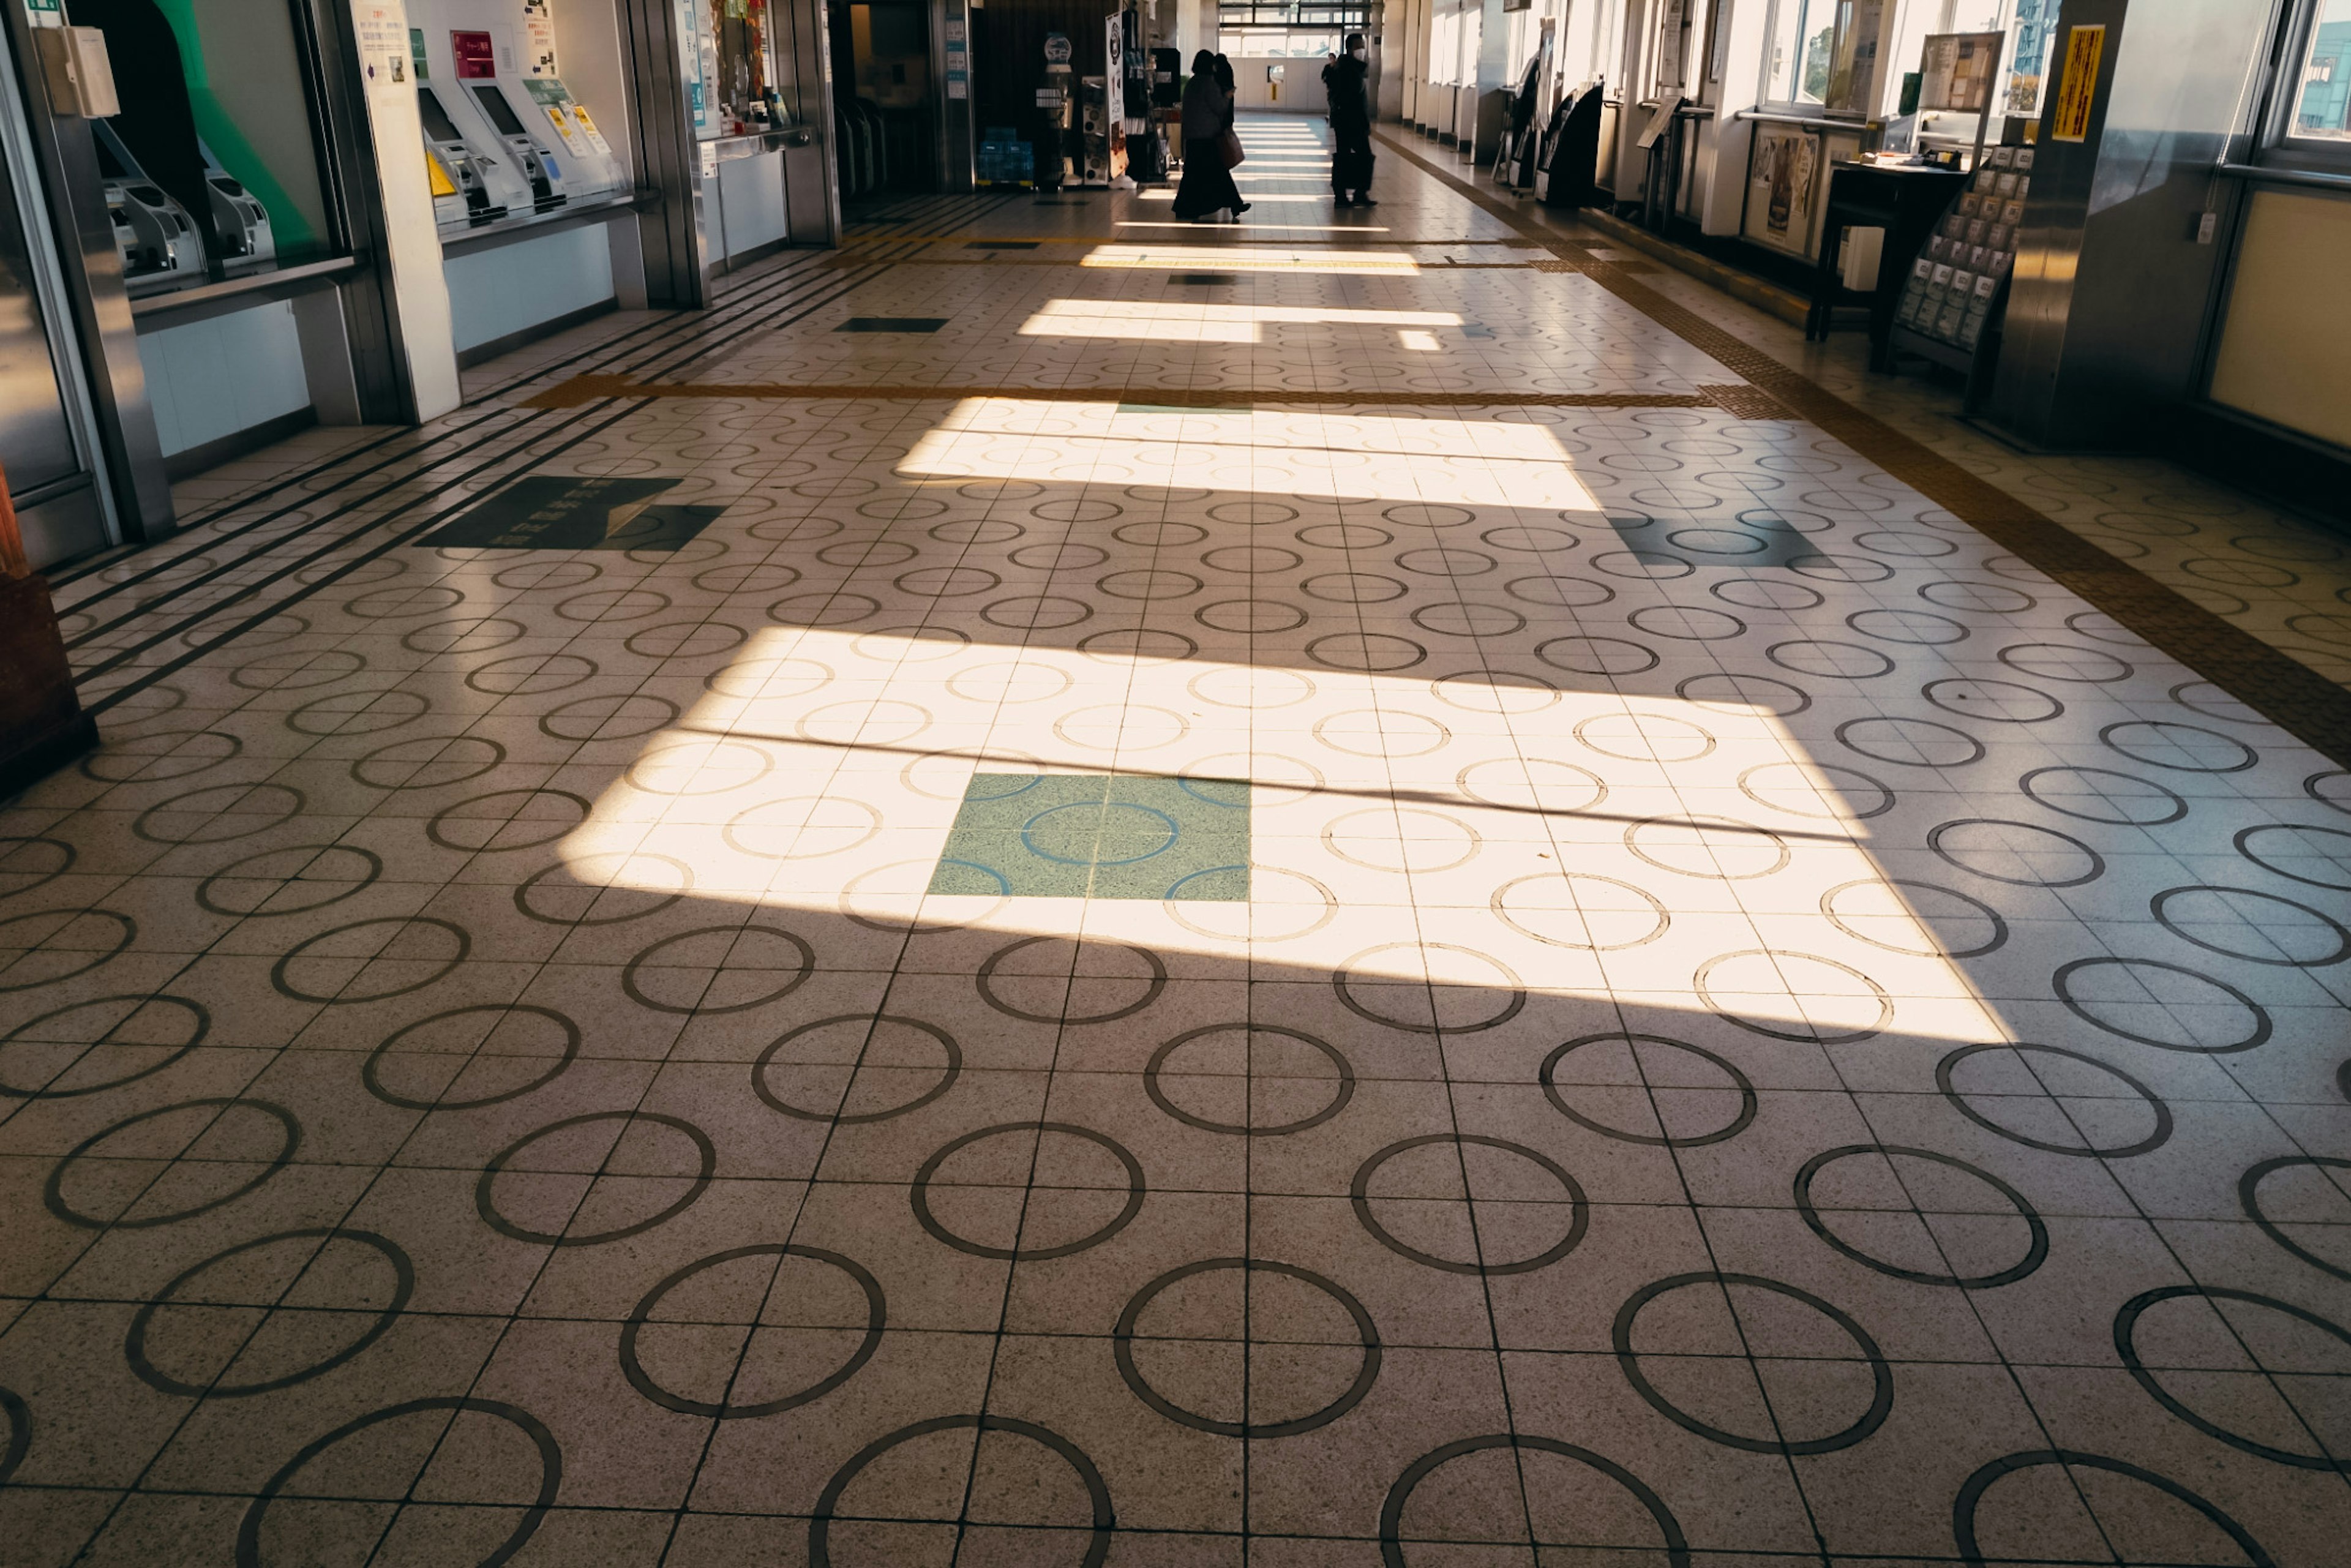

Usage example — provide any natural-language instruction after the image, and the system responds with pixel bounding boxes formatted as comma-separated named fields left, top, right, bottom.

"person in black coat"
left=1328, top=32, right=1374, bottom=208
left=1171, top=51, right=1246, bottom=221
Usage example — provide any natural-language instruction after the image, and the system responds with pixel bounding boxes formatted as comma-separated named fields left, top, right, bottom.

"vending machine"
left=92, top=122, right=203, bottom=282
left=416, top=79, right=511, bottom=227
left=407, top=0, right=629, bottom=231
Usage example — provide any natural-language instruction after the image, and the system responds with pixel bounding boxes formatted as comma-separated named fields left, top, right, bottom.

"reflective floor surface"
left=7, top=117, right=2351, bottom=1566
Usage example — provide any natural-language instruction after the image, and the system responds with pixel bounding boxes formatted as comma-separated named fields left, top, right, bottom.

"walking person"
left=1172, top=50, right=1247, bottom=222
left=1329, top=32, right=1376, bottom=208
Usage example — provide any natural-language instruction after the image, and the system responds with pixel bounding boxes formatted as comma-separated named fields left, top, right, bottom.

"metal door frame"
left=0, top=9, right=170, bottom=551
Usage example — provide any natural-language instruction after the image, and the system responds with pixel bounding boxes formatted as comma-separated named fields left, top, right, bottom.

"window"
left=2004, top=0, right=2059, bottom=115
left=1217, top=1, right=1369, bottom=30
left=1764, top=0, right=1881, bottom=110
left=2290, top=0, right=2351, bottom=141
left=1220, top=28, right=1345, bottom=56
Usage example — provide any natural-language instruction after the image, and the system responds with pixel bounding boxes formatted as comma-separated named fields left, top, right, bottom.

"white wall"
left=444, top=224, right=617, bottom=353
left=716, top=150, right=792, bottom=258
left=137, top=302, right=310, bottom=457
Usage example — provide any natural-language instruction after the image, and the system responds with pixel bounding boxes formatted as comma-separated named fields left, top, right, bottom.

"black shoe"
left=1234, top=201, right=1252, bottom=214
left=1335, top=196, right=1355, bottom=208
left=1355, top=195, right=1378, bottom=208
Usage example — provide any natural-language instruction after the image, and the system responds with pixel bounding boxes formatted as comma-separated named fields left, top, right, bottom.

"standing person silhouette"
left=1171, top=50, right=1246, bottom=221
left=1329, top=32, right=1375, bottom=208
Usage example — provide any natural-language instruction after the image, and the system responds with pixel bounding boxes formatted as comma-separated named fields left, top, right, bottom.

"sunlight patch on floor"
left=557, top=625, right=2009, bottom=1045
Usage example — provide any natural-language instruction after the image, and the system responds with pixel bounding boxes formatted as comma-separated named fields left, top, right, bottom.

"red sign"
left=452, top=30, right=495, bottom=79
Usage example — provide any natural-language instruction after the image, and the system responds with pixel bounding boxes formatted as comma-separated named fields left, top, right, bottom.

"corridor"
left=7, top=118, right=2351, bottom=1566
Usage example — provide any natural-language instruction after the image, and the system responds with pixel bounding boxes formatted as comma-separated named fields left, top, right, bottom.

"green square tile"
left=929, top=772, right=1249, bottom=901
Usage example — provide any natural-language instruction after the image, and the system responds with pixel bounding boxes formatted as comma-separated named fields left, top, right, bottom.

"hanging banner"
left=2049, top=25, right=2105, bottom=142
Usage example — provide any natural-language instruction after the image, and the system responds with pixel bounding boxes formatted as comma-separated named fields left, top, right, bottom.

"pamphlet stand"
left=1885, top=143, right=2035, bottom=411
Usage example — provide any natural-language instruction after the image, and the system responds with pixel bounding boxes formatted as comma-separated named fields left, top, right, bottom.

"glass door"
left=0, top=40, right=114, bottom=568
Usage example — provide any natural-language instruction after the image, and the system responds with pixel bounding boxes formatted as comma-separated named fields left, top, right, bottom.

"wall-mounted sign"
left=2049, top=25, right=2105, bottom=142
left=354, top=2, right=413, bottom=94
left=451, top=29, right=495, bottom=80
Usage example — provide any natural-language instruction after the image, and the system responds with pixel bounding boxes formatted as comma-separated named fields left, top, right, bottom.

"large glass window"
left=2290, top=0, right=2351, bottom=141
left=1217, top=0, right=1367, bottom=57
left=2004, top=0, right=2059, bottom=115
left=1764, top=0, right=1883, bottom=110
left=1764, top=0, right=1835, bottom=105
left=72, top=0, right=339, bottom=290
left=1217, top=0, right=1369, bottom=28
left=681, top=0, right=794, bottom=137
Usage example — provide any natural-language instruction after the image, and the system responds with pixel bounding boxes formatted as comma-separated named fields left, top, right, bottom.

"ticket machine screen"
left=419, top=88, right=467, bottom=146
left=472, top=84, right=530, bottom=139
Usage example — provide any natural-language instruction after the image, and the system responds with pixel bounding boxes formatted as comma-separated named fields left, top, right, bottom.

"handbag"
left=1220, top=129, right=1245, bottom=168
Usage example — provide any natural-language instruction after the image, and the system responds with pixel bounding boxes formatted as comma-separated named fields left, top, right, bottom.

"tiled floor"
left=8, top=117, right=2351, bottom=1566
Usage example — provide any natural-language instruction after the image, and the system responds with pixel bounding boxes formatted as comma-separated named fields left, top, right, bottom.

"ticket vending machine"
left=407, top=0, right=627, bottom=227
left=517, top=77, right=625, bottom=196
left=201, top=144, right=276, bottom=265
left=465, top=75, right=569, bottom=211
left=91, top=122, right=203, bottom=282
left=416, top=83, right=509, bottom=227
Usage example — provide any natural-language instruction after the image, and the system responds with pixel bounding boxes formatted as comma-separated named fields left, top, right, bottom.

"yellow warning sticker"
left=426, top=151, right=458, bottom=197
left=2050, top=25, right=2105, bottom=143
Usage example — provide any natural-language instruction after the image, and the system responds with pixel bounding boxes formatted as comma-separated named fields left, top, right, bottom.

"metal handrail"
left=1736, top=108, right=1869, bottom=132
left=2216, top=160, right=2351, bottom=193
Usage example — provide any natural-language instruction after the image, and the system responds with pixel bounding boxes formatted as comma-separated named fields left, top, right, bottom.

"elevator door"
left=0, top=90, right=110, bottom=568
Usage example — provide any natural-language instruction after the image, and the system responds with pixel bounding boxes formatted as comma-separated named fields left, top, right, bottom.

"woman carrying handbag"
left=1172, top=50, right=1248, bottom=222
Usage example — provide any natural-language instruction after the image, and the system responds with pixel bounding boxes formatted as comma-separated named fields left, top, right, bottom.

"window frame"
left=1215, top=1, right=1370, bottom=32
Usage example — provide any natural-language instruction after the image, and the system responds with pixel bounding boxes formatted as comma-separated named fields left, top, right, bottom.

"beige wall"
left=2210, top=187, right=2351, bottom=451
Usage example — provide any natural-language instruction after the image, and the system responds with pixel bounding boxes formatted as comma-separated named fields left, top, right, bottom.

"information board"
left=1918, top=32, right=2003, bottom=113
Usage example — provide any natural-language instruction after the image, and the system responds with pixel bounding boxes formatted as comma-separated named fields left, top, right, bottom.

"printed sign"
left=452, top=28, right=495, bottom=80
left=2050, top=25, right=2105, bottom=143
left=522, top=0, right=557, bottom=75
left=354, top=2, right=413, bottom=93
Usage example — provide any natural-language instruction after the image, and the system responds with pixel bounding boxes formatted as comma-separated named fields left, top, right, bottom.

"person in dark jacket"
left=1329, top=32, right=1375, bottom=207
left=1172, top=51, right=1246, bottom=222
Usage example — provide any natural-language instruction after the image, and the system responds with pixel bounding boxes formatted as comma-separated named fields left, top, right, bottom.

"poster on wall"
left=522, top=0, right=557, bottom=76
left=2049, top=25, right=2104, bottom=141
left=1754, top=124, right=1817, bottom=240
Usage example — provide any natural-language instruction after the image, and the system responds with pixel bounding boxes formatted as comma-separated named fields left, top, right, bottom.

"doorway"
left=830, top=0, right=940, bottom=197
